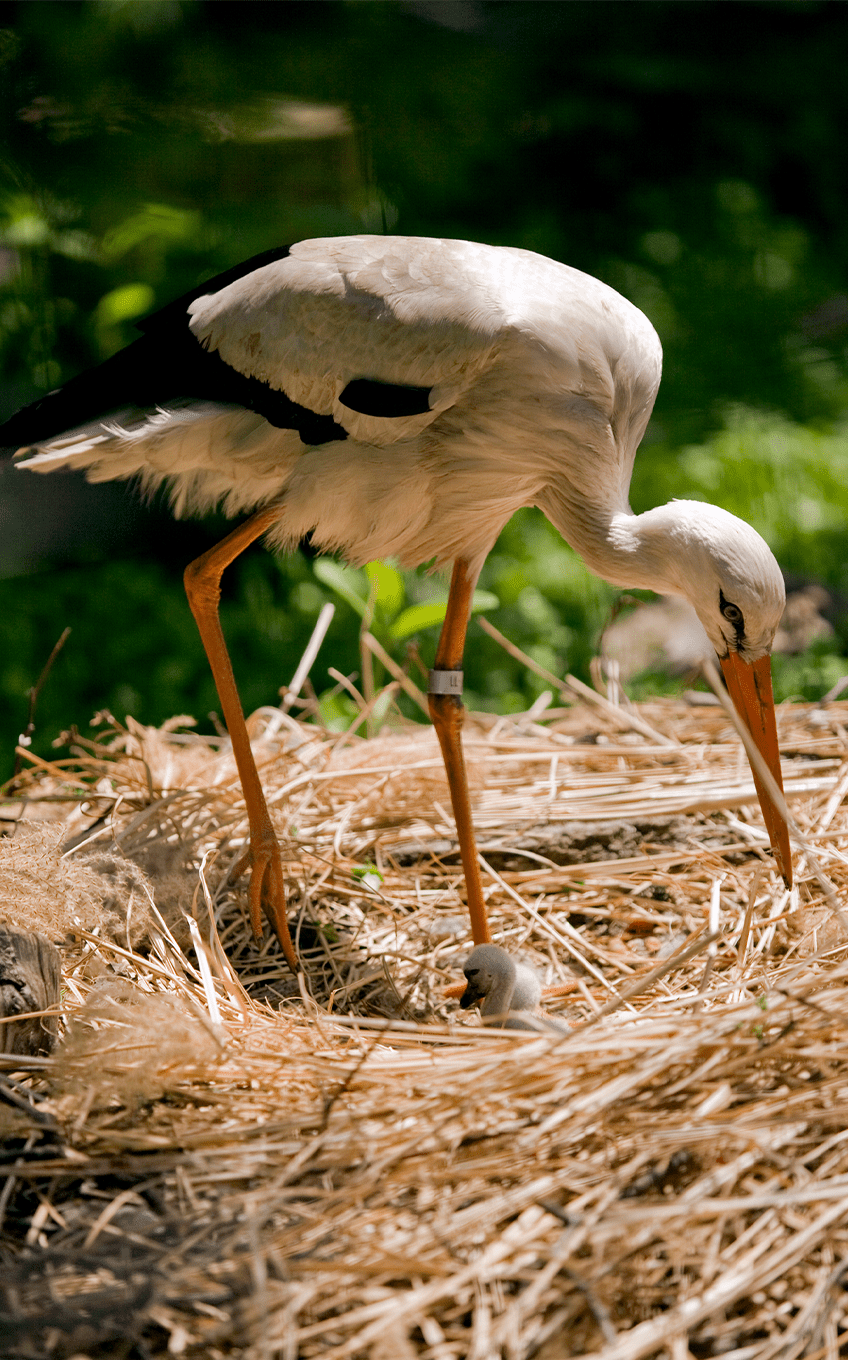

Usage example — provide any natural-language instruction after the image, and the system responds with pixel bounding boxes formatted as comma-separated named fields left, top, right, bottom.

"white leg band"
left=428, top=668, right=464, bottom=696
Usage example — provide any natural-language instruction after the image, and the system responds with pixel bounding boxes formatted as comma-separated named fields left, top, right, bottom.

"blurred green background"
left=2, top=0, right=848, bottom=782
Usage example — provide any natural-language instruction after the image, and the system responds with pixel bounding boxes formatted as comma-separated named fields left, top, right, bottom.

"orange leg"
left=428, top=560, right=492, bottom=946
left=183, top=507, right=299, bottom=972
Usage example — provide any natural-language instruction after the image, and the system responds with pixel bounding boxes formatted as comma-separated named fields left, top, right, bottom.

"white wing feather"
left=16, top=237, right=662, bottom=572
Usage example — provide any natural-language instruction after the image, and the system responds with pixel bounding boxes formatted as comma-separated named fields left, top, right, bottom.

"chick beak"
left=460, top=970, right=485, bottom=1010
left=720, top=652, right=792, bottom=887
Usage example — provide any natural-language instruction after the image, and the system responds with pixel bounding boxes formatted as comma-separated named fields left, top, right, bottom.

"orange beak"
left=720, top=652, right=792, bottom=887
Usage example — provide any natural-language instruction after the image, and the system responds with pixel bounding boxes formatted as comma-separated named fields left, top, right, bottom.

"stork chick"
left=461, top=944, right=570, bottom=1033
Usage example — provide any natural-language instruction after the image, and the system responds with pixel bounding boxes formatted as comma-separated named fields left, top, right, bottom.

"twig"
left=575, top=927, right=718, bottom=1029
left=281, top=603, right=335, bottom=712
left=11, top=626, right=71, bottom=781
left=361, top=632, right=430, bottom=716
left=477, top=616, right=679, bottom=746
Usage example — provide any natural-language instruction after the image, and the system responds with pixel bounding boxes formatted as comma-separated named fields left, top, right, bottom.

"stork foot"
left=231, top=825, right=299, bottom=973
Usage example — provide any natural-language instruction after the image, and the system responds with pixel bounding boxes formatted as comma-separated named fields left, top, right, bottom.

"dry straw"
left=2, top=672, right=848, bottom=1358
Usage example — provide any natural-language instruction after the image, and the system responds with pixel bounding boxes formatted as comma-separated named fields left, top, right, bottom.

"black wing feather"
left=0, top=244, right=349, bottom=450
left=339, top=378, right=432, bottom=418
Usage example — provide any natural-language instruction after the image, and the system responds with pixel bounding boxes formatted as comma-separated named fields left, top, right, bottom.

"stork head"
left=638, top=500, right=792, bottom=887
left=654, top=501, right=786, bottom=663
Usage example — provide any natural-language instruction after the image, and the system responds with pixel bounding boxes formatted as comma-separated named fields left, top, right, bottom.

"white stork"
left=0, top=236, right=792, bottom=972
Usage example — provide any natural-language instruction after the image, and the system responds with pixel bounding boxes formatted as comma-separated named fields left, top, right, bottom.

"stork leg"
left=183, top=506, right=299, bottom=972
left=429, top=560, right=492, bottom=946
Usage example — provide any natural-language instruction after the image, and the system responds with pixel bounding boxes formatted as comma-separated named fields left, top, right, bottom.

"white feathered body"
left=12, top=235, right=787, bottom=657
left=19, top=236, right=661, bottom=579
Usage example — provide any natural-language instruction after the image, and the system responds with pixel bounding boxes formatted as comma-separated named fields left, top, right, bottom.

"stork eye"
left=719, top=591, right=746, bottom=639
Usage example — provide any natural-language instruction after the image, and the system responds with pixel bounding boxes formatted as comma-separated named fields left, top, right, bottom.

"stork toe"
left=231, top=826, right=299, bottom=972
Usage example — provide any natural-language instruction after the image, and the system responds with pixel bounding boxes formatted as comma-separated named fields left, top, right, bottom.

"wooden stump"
left=0, top=926, right=61, bottom=1056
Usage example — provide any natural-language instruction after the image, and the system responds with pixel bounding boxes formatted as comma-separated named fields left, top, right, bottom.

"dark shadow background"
left=2, top=0, right=848, bottom=779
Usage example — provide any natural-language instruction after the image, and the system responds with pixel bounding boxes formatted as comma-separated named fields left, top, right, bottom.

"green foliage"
left=313, top=558, right=498, bottom=643
left=772, top=645, right=848, bottom=706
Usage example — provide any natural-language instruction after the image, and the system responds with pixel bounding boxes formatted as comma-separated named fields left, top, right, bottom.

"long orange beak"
left=720, top=652, right=792, bottom=887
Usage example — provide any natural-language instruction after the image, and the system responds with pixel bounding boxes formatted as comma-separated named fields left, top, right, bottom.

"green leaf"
left=101, top=204, right=201, bottom=260
left=312, top=560, right=369, bottom=618
left=388, top=589, right=500, bottom=640
left=2, top=211, right=49, bottom=248
left=470, top=589, right=499, bottom=614
left=352, top=862, right=383, bottom=881
left=95, top=283, right=156, bottom=327
left=389, top=602, right=447, bottom=640
left=365, top=560, right=405, bottom=614
left=352, top=862, right=384, bottom=891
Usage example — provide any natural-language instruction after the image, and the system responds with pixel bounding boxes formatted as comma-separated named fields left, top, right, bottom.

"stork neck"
left=539, top=488, right=679, bottom=594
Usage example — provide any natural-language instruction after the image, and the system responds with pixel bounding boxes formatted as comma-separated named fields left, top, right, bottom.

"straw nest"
left=2, top=679, right=848, bottom=1359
